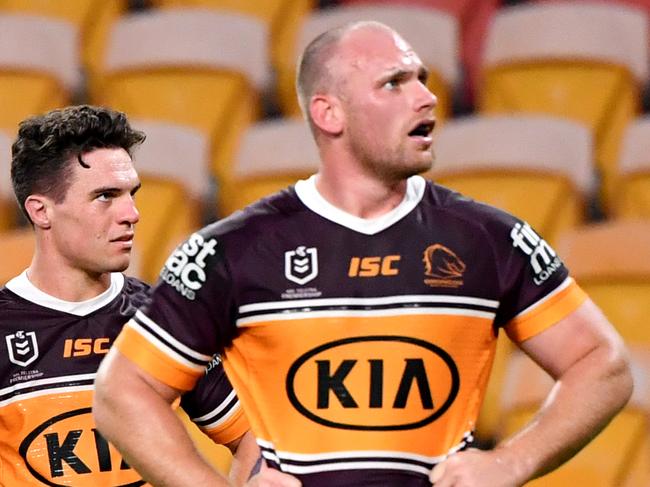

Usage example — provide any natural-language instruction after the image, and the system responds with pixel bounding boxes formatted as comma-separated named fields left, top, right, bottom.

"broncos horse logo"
left=422, top=244, right=466, bottom=288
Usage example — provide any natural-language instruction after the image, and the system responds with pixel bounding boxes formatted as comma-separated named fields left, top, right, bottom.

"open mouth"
left=408, top=120, right=435, bottom=138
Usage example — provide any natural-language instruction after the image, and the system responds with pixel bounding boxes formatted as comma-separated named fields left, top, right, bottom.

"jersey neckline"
left=5, top=271, right=125, bottom=316
left=294, top=174, right=426, bottom=235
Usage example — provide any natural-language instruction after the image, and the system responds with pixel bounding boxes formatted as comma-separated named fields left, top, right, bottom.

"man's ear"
left=309, top=94, right=344, bottom=136
left=24, top=195, right=51, bottom=229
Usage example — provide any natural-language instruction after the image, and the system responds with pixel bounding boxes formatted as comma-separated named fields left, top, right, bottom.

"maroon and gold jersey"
left=116, top=175, right=586, bottom=486
left=0, top=272, right=247, bottom=486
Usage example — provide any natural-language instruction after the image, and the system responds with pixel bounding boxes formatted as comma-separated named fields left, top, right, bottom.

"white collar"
left=6, top=271, right=125, bottom=316
left=294, top=174, right=426, bottom=235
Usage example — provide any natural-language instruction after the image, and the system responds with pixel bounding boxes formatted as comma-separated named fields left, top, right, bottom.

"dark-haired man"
left=1, top=105, right=257, bottom=486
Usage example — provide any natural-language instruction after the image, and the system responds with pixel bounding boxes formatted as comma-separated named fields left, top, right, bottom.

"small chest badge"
left=6, top=330, right=39, bottom=367
left=285, top=246, right=318, bottom=285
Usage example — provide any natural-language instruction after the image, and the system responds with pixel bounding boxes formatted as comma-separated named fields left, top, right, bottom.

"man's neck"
left=27, top=257, right=112, bottom=302
left=314, top=165, right=408, bottom=219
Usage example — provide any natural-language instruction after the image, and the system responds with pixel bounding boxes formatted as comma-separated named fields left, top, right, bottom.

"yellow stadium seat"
left=127, top=119, right=211, bottom=283
left=497, top=347, right=650, bottom=486
left=0, top=0, right=127, bottom=99
left=221, top=118, right=319, bottom=216
left=0, top=13, right=80, bottom=135
left=612, top=116, right=650, bottom=219
left=479, top=3, right=648, bottom=212
left=276, top=4, right=461, bottom=123
left=94, top=8, right=269, bottom=201
left=556, top=220, right=650, bottom=345
left=149, top=0, right=314, bottom=94
left=431, top=114, right=594, bottom=246
left=0, top=129, right=19, bottom=231
left=0, top=228, right=34, bottom=285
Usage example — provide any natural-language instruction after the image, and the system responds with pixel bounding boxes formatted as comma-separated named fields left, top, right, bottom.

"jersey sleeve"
left=181, top=355, right=249, bottom=444
left=114, top=230, right=236, bottom=391
left=488, top=217, right=587, bottom=343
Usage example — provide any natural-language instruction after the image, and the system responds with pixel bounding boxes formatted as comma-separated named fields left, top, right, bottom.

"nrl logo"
left=285, top=246, right=318, bottom=285
left=6, top=330, right=39, bottom=367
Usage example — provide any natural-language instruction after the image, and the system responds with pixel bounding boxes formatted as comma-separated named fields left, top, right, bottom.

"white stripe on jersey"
left=237, top=307, right=496, bottom=327
left=257, top=432, right=472, bottom=476
left=0, top=385, right=94, bottom=408
left=513, top=277, right=574, bottom=319
left=264, top=458, right=432, bottom=476
left=134, top=310, right=213, bottom=362
left=239, top=295, right=499, bottom=314
left=193, top=390, right=237, bottom=422
left=0, top=372, right=96, bottom=396
left=263, top=447, right=448, bottom=463
left=201, top=400, right=242, bottom=430
left=127, top=319, right=206, bottom=373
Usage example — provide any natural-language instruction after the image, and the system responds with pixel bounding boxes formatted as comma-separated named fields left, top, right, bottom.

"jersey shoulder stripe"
left=505, top=278, right=587, bottom=342
left=115, top=323, right=203, bottom=391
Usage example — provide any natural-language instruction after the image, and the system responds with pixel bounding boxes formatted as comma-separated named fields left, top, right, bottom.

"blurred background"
left=0, top=0, right=649, bottom=484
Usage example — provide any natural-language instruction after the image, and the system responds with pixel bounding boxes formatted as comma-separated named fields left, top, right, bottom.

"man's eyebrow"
left=91, top=186, right=120, bottom=195
left=381, top=65, right=428, bottom=80
left=90, top=181, right=141, bottom=196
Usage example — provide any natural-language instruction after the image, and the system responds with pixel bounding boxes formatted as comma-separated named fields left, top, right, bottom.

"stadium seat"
left=612, top=116, right=650, bottom=219
left=431, top=114, right=594, bottom=246
left=128, top=119, right=211, bottom=283
left=497, top=346, right=650, bottom=486
left=0, top=228, right=34, bottom=285
left=0, top=0, right=127, bottom=99
left=276, top=4, right=461, bottom=123
left=0, top=13, right=80, bottom=135
left=0, top=129, right=19, bottom=231
left=148, top=0, right=314, bottom=97
left=336, top=0, right=502, bottom=108
left=479, top=2, right=648, bottom=212
left=555, top=220, right=650, bottom=346
left=94, top=8, right=270, bottom=204
left=221, top=118, right=319, bottom=216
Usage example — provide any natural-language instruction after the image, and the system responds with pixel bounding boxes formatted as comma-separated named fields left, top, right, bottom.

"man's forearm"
left=495, top=343, right=633, bottom=483
left=94, top=350, right=232, bottom=487
left=228, top=431, right=261, bottom=486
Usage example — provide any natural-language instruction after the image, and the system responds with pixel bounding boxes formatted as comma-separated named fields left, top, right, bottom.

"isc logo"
left=348, top=256, right=400, bottom=277
left=63, top=338, right=110, bottom=358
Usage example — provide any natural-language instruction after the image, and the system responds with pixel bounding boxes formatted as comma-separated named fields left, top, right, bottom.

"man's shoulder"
left=0, top=285, right=24, bottom=313
left=425, top=180, right=520, bottom=231
left=121, top=275, right=153, bottom=309
left=200, top=186, right=305, bottom=239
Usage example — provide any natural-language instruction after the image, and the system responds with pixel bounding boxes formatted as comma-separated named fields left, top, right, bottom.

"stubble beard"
left=349, top=132, right=434, bottom=183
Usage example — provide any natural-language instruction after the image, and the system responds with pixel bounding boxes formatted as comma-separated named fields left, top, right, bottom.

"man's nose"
left=416, top=82, right=437, bottom=112
left=121, top=196, right=140, bottom=225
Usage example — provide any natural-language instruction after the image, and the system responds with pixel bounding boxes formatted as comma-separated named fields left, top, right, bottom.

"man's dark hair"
left=11, top=105, right=146, bottom=223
